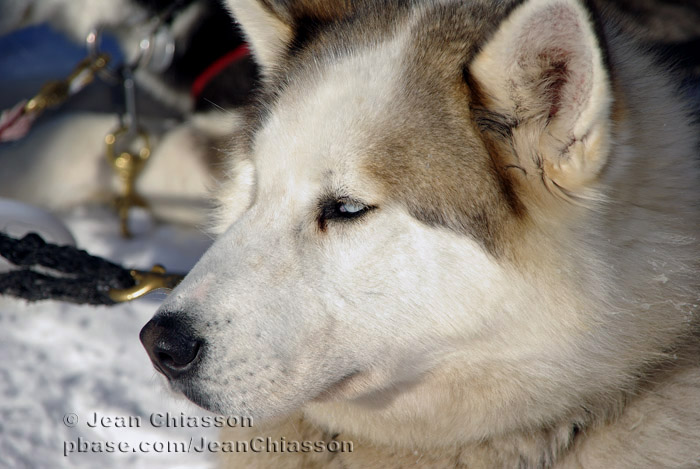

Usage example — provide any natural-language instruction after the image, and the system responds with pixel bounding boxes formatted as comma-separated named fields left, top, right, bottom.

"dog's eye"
left=318, top=197, right=374, bottom=229
left=329, top=199, right=371, bottom=219
left=338, top=201, right=366, bottom=215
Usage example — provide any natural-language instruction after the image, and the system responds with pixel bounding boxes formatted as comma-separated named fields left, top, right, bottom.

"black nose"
left=139, top=314, right=203, bottom=380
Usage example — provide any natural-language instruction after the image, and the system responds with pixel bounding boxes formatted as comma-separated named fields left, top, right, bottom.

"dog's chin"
left=165, top=371, right=367, bottom=421
left=167, top=378, right=220, bottom=414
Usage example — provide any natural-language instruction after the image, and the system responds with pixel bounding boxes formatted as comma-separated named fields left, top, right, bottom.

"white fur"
left=222, top=0, right=292, bottom=74
left=0, top=112, right=234, bottom=226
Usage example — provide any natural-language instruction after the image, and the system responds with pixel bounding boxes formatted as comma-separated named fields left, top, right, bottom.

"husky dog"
left=140, top=0, right=700, bottom=467
left=0, top=0, right=257, bottom=225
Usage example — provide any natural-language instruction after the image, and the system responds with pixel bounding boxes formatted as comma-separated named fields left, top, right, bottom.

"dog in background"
left=0, top=0, right=258, bottom=226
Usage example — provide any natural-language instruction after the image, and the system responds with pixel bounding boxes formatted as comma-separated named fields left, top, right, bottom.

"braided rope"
left=0, top=232, right=135, bottom=305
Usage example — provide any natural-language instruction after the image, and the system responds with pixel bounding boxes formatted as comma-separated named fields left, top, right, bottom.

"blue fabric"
left=0, top=24, right=123, bottom=82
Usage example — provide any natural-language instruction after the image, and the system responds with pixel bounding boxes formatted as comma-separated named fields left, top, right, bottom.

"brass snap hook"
left=108, top=264, right=185, bottom=303
left=105, top=126, right=152, bottom=237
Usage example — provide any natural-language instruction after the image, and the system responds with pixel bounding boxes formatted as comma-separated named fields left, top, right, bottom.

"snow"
left=0, top=205, right=221, bottom=469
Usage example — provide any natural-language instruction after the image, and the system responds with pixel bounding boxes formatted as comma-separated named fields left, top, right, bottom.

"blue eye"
left=338, top=202, right=366, bottom=214
left=317, top=197, right=375, bottom=231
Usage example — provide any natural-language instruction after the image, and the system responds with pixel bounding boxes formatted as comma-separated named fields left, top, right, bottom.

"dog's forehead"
left=252, top=24, right=409, bottom=195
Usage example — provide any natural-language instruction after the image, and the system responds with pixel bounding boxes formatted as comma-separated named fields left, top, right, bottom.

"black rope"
left=0, top=232, right=136, bottom=305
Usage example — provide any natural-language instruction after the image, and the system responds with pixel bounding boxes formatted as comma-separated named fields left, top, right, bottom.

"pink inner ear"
left=536, top=50, right=570, bottom=118
left=516, top=3, right=593, bottom=121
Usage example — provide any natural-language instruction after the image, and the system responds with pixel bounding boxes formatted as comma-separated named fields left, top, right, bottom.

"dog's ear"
left=223, top=0, right=354, bottom=74
left=469, top=0, right=611, bottom=195
left=222, top=0, right=293, bottom=72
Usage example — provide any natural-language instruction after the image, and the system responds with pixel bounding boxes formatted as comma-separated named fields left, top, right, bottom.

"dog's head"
left=140, top=0, right=675, bottom=443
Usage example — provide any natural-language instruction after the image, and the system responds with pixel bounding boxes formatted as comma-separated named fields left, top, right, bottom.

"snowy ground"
left=0, top=206, right=221, bottom=469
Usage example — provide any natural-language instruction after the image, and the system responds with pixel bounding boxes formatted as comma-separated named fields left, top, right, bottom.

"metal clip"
left=24, top=53, right=110, bottom=115
left=105, top=126, right=152, bottom=237
left=104, top=64, right=156, bottom=237
left=108, top=264, right=185, bottom=303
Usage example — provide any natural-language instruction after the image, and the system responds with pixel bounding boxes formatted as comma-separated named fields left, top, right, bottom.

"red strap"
left=191, top=43, right=250, bottom=99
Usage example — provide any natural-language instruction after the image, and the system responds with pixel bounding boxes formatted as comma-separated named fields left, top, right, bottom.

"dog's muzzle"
left=140, top=314, right=203, bottom=380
